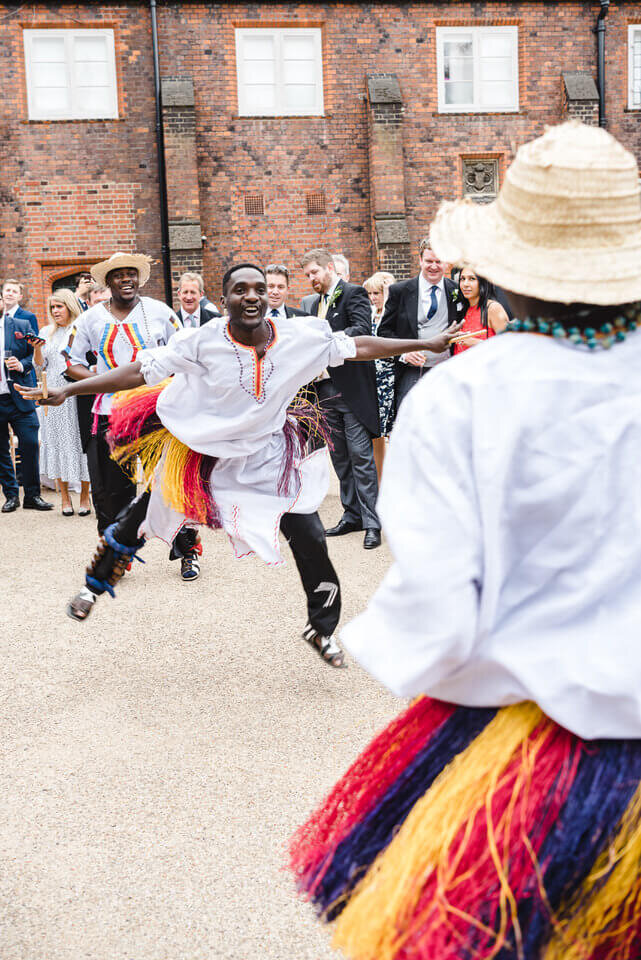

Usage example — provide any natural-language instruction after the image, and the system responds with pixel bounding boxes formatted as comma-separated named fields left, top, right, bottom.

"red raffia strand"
left=288, top=697, right=455, bottom=894
left=390, top=719, right=581, bottom=960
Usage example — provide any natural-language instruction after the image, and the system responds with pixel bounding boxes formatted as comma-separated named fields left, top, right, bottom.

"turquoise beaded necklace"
left=504, top=305, right=641, bottom=350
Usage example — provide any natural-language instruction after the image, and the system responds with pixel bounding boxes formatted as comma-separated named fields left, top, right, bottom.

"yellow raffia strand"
left=332, top=701, right=543, bottom=960
left=543, top=784, right=641, bottom=960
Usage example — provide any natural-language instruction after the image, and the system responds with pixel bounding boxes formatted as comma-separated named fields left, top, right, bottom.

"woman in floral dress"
left=364, top=272, right=395, bottom=482
left=34, top=289, right=91, bottom=515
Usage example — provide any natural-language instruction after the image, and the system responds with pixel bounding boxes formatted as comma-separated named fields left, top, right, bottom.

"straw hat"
left=430, top=121, right=641, bottom=305
left=91, top=252, right=153, bottom=288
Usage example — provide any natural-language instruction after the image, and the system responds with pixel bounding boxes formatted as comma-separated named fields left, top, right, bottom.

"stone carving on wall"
left=462, top=159, right=499, bottom=204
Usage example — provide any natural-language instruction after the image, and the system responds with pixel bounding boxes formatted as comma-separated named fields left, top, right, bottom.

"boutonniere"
left=326, top=286, right=343, bottom=311
left=450, top=288, right=459, bottom=303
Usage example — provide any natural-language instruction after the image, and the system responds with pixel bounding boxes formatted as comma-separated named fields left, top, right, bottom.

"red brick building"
left=1, top=0, right=640, bottom=320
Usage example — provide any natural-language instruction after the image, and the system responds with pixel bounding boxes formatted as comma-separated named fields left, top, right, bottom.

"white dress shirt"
left=417, top=274, right=449, bottom=368
left=0, top=314, right=9, bottom=395
left=180, top=307, right=201, bottom=329
left=268, top=305, right=286, bottom=322
left=342, top=330, right=641, bottom=740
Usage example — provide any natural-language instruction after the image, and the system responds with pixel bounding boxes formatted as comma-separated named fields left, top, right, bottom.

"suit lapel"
left=408, top=277, right=420, bottom=337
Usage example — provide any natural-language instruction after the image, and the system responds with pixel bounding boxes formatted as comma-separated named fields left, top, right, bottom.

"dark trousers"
left=395, top=364, right=433, bottom=413
left=0, top=395, right=40, bottom=499
left=316, top=381, right=380, bottom=530
left=109, top=493, right=341, bottom=638
left=87, top=415, right=137, bottom=535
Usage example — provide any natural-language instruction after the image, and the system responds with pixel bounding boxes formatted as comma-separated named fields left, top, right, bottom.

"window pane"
left=33, top=86, right=70, bottom=112
left=480, top=80, right=513, bottom=107
left=284, top=84, right=316, bottom=109
left=444, top=39, right=472, bottom=58
left=243, top=36, right=275, bottom=60
left=74, top=35, right=107, bottom=62
left=283, top=58, right=315, bottom=84
left=444, top=81, right=473, bottom=105
left=480, top=35, right=513, bottom=58
left=243, top=83, right=276, bottom=113
left=480, top=57, right=512, bottom=82
left=444, top=56, right=473, bottom=82
left=283, top=35, right=314, bottom=60
left=74, top=59, right=110, bottom=85
left=76, top=85, right=113, bottom=113
left=31, top=36, right=66, bottom=62
left=32, top=61, right=68, bottom=87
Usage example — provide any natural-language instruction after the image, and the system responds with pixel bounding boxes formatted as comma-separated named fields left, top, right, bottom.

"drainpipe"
left=595, top=0, right=609, bottom=128
left=149, top=0, right=173, bottom=303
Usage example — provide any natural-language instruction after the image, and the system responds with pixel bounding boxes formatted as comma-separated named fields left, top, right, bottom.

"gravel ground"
left=0, top=478, right=399, bottom=960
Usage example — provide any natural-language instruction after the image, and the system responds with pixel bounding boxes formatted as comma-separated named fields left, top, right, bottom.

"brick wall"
left=1, top=0, right=641, bottom=317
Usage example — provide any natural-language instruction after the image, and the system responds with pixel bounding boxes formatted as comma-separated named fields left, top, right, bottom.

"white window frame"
left=23, top=28, right=119, bottom=121
left=628, top=25, right=641, bottom=110
left=436, top=25, right=519, bottom=114
left=235, top=27, right=324, bottom=118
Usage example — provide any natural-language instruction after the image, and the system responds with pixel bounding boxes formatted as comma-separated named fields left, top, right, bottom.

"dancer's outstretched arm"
left=15, top=361, right=144, bottom=406
left=351, top=319, right=465, bottom=361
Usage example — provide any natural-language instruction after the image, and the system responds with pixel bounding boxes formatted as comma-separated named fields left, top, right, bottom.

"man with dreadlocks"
left=19, top=262, right=462, bottom=667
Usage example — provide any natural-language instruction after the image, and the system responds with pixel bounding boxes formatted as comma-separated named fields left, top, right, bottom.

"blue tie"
left=427, top=285, right=439, bottom=321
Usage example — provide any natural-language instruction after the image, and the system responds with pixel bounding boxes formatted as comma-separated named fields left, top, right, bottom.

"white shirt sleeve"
left=341, top=368, right=482, bottom=697
left=139, top=327, right=203, bottom=385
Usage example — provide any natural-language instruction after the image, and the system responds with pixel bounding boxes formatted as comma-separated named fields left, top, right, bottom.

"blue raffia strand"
left=504, top=304, right=641, bottom=349
left=85, top=575, right=116, bottom=598
left=103, top=523, right=146, bottom=563
left=312, top=706, right=497, bottom=921
left=494, top=738, right=641, bottom=959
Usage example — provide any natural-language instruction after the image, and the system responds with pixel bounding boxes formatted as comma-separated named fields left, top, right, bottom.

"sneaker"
left=181, top=552, right=201, bottom=581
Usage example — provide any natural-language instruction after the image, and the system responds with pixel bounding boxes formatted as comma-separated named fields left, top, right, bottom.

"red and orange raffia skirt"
left=106, top=381, right=330, bottom=529
left=289, top=696, right=641, bottom=960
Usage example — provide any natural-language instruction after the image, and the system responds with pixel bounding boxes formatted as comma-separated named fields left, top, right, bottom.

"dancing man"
left=289, top=122, right=641, bottom=960
left=20, top=263, right=463, bottom=668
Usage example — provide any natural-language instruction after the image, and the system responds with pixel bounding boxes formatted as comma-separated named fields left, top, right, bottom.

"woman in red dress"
left=453, top=268, right=509, bottom=354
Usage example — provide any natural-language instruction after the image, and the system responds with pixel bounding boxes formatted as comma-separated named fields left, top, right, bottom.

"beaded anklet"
left=505, top=306, right=641, bottom=350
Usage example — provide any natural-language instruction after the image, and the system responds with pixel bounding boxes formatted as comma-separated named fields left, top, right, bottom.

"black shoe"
left=1, top=496, right=20, bottom=513
left=363, top=528, right=382, bottom=549
left=325, top=519, right=363, bottom=537
left=23, top=496, right=54, bottom=511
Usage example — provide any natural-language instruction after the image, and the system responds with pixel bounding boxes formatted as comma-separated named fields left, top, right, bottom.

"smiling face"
left=419, top=248, right=444, bottom=285
left=266, top=272, right=288, bottom=309
left=222, top=267, right=268, bottom=331
left=459, top=268, right=480, bottom=304
left=177, top=280, right=202, bottom=316
left=106, top=267, right=140, bottom=304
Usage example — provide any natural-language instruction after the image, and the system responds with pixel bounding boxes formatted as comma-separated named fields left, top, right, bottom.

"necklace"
left=504, top=305, right=641, bottom=350
left=106, top=297, right=152, bottom=344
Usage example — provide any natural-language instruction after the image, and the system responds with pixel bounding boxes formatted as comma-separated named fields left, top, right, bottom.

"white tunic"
left=63, top=298, right=181, bottom=415
left=137, top=315, right=357, bottom=564
left=342, top=331, right=641, bottom=740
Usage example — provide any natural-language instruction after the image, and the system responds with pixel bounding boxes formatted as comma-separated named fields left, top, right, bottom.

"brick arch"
left=34, top=259, right=102, bottom=327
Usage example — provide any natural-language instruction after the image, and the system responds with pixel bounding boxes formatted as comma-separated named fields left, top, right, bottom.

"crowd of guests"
left=0, top=244, right=510, bottom=552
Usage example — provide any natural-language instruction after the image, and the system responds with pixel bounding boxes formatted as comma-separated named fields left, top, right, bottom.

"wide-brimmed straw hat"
left=91, top=252, right=152, bottom=288
left=430, top=121, right=641, bottom=306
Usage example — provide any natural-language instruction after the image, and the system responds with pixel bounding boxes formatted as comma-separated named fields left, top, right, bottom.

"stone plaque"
left=169, top=222, right=202, bottom=251
left=462, top=159, right=499, bottom=204
left=161, top=79, right=195, bottom=108
left=375, top=217, right=410, bottom=245
left=367, top=74, right=402, bottom=105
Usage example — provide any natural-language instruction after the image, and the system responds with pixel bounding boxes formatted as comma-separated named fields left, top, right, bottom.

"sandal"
left=67, top=586, right=97, bottom=621
left=302, top=623, right=347, bottom=669
left=62, top=505, right=74, bottom=516
left=78, top=506, right=91, bottom=517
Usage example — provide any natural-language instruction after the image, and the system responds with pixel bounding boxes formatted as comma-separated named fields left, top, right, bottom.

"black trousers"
left=109, top=494, right=341, bottom=638
left=86, top=415, right=137, bottom=535
left=316, top=381, right=380, bottom=530
left=0, top=395, right=40, bottom=499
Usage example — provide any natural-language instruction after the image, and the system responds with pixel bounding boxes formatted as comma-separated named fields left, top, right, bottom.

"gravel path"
left=0, top=481, right=399, bottom=960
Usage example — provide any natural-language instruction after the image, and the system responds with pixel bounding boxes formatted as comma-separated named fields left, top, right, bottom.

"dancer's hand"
left=424, top=318, right=466, bottom=353
left=14, top=383, right=67, bottom=406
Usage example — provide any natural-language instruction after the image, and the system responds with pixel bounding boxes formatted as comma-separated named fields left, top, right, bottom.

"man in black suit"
left=265, top=264, right=309, bottom=319
left=378, top=239, right=464, bottom=411
left=301, top=248, right=381, bottom=549
left=0, top=310, right=52, bottom=512
left=176, top=272, right=221, bottom=327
